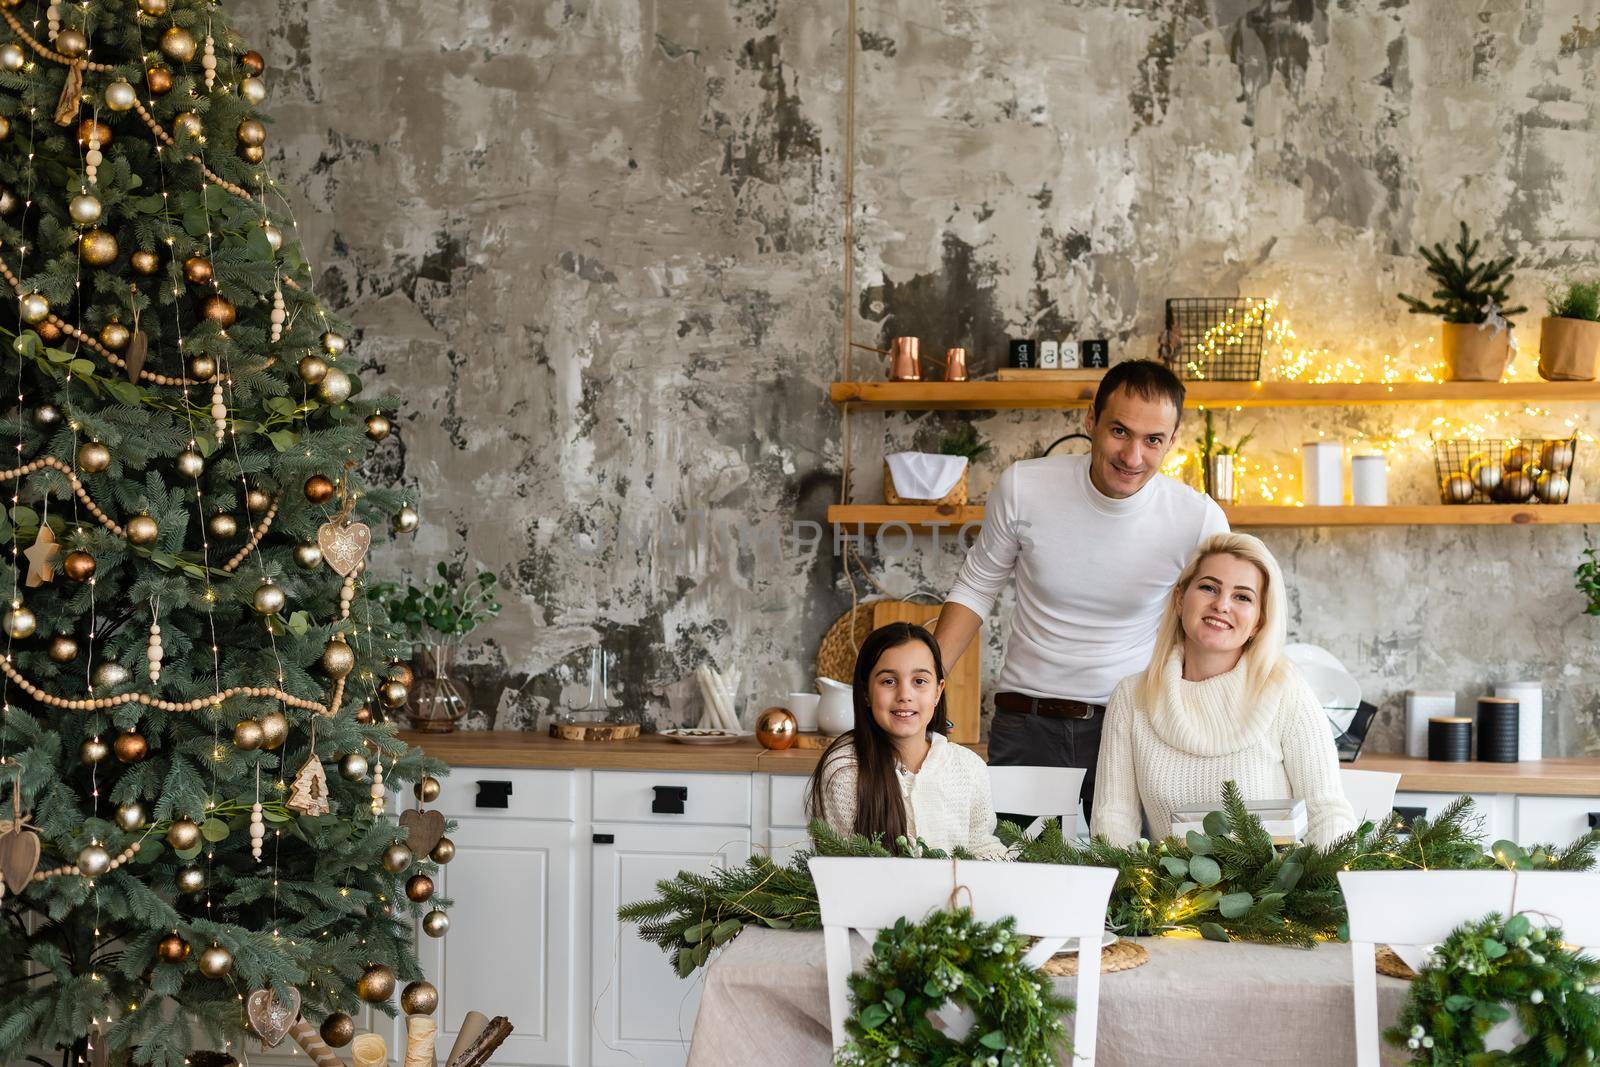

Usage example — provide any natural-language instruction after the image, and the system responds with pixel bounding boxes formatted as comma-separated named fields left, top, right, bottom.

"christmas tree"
left=0, top=2, right=448, bottom=1065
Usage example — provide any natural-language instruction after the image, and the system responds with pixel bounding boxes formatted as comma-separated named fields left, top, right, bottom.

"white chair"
left=1338, top=869, right=1600, bottom=1066
left=987, top=764, right=1087, bottom=840
left=811, top=856, right=1117, bottom=1063
left=1338, top=768, right=1402, bottom=828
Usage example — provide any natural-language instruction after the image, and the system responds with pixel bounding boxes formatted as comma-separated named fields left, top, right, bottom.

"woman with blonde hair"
left=1090, top=532, right=1356, bottom=848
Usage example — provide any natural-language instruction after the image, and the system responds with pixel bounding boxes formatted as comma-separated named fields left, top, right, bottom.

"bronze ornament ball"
left=166, top=819, right=201, bottom=850
left=0, top=115, right=8, bottom=139
left=189, top=354, right=217, bottom=380
left=3, top=604, right=36, bottom=639
left=421, top=909, right=449, bottom=938
left=198, top=945, right=233, bottom=979
left=294, top=542, right=324, bottom=570
left=304, top=474, right=335, bottom=504
left=405, top=874, right=435, bottom=903
left=259, top=710, right=289, bottom=750
left=389, top=661, right=415, bottom=688
left=69, top=193, right=102, bottom=225
left=239, top=50, right=265, bottom=76
left=79, top=229, right=119, bottom=267
left=756, top=707, right=798, bottom=750
left=146, top=64, right=173, bottom=94
left=76, top=843, right=111, bottom=877
left=413, top=776, right=441, bottom=803
left=379, top=679, right=409, bottom=709
left=127, top=514, right=160, bottom=545
left=365, top=413, right=392, bottom=441
left=35, top=321, right=62, bottom=344
left=356, top=964, right=395, bottom=1003
left=177, top=866, right=206, bottom=893
left=202, top=294, right=237, bottom=328
left=233, top=719, right=265, bottom=751
left=50, top=634, right=79, bottom=662
left=183, top=255, right=213, bottom=285
left=64, top=551, right=96, bottom=582
left=237, top=119, right=266, bottom=147
left=77, top=440, right=112, bottom=473
left=54, top=29, right=88, bottom=58
left=317, top=367, right=352, bottom=405
left=381, top=841, right=412, bottom=873
left=400, top=981, right=438, bottom=1016
left=173, top=111, right=203, bottom=138
left=114, top=730, right=148, bottom=763
left=253, top=581, right=286, bottom=616
left=208, top=512, right=239, bottom=540
left=320, top=1013, right=355, bottom=1048
left=99, top=321, right=130, bottom=350
left=77, top=119, right=113, bottom=149
left=157, top=933, right=189, bottom=964
left=115, top=801, right=146, bottom=832
left=354, top=707, right=374, bottom=724
left=161, top=26, right=197, bottom=62
left=80, top=737, right=110, bottom=764
left=19, top=293, right=49, bottom=324
left=298, top=354, right=328, bottom=385
left=429, top=837, right=455, bottom=864
left=246, top=487, right=272, bottom=513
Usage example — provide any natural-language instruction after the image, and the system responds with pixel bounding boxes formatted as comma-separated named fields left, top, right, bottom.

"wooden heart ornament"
left=400, top=808, right=446, bottom=856
left=0, top=825, right=42, bottom=892
left=317, top=520, right=371, bottom=577
left=246, top=986, right=302, bottom=1048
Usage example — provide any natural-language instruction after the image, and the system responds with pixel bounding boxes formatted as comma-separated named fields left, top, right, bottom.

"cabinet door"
left=1393, top=791, right=1514, bottom=842
left=1517, top=795, right=1600, bottom=847
left=420, top=816, right=575, bottom=1067
left=590, top=825, right=751, bottom=1067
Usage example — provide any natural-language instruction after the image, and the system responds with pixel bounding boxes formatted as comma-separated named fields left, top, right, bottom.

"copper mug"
left=942, top=347, right=968, bottom=382
left=852, top=336, right=922, bottom=381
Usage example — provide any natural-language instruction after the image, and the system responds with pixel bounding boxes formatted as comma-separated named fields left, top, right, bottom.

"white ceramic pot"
left=815, top=677, right=854, bottom=735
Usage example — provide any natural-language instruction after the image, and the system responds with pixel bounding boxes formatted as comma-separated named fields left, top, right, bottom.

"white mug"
left=786, top=692, right=821, bottom=732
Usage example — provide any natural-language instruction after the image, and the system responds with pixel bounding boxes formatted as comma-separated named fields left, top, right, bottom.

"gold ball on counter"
left=80, top=229, right=119, bottom=267
left=379, top=679, right=410, bottom=709
left=1503, top=445, right=1534, bottom=473
left=131, top=249, right=161, bottom=275
left=81, top=737, right=110, bottom=764
left=1536, top=471, right=1570, bottom=504
left=421, top=909, right=449, bottom=938
left=114, top=729, right=147, bottom=762
left=320, top=1013, right=355, bottom=1048
left=105, top=79, right=138, bottom=112
left=161, top=26, right=197, bottom=62
left=1468, top=457, right=1501, bottom=495
left=18, top=292, right=49, bottom=324
left=54, top=28, right=88, bottom=58
left=1540, top=439, right=1574, bottom=474
left=77, top=119, right=113, bottom=149
left=146, top=64, right=173, bottom=94
left=755, top=707, right=798, bottom=750
left=259, top=710, right=289, bottom=750
left=241, top=75, right=267, bottom=106
left=189, top=354, right=217, bottom=380
left=50, top=634, right=80, bottom=662
left=237, top=119, right=266, bottom=146
left=96, top=661, right=131, bottom=689
left=233, top=719, right=265, bottom=751
left=177, top=866, right=207, bottom=893
left=183, top=255, right=213, bottom=285
left=414, top=776, right=441, bottom=803
left=356, top=964, right=395, bottom=1003
left=252, top=581, right=286, bottom=616
left=400, top=980, right=438, bottom=1016
left=1441, top=472, right=1474, bottom=504
left=298, top=354, right=328, bottom=385
left=198, top=944, right=234, bottom=979
left=317, top=367, right=352, bottom=405
left=294, top=542, right=324, bottom=570
left=4, top=604, right=36, bottom=639
left=246, top=487, right=272, bottom=513
left=380, top=841, right=412, bottom=873
left=138, top=0, right=169, bottom=15
left=365, top=413, right=392, bottom=442
left=240, top=50, right=266, bottom=77
left=405, top=873, right=435, bottom=903
left=99, top=321, right=130, bottom=350
left=429, top=837, right=455, bottom=864
left=321, top=331, right=347, bottom=356
left=1500, top=470, right=1535, bottom=502
left=157, top=933, right=189, bottom=963
left=208, top=512, right=239, bottom=539
left=393, top=506, right=420, bottom=534
left=127, top=514, right=160, bottom=545
left=76, top=843, right=111, bottom=877
left=174, top=111, right=203, bottom=139
left=64, top=550, right=96, bottom=582
left=176, top=450, right=205, bottom=479
left=77, top=440, right=112, bottom=473
left=115, top=801, right=146, bottom=832
left=166, top=819, right=201, bottom=850
left=69, top=193, right=103, bottom=225
left=304, top=474, right=335, bottom=504
left=202, top=294, right=237, bottom=328
left=322, top=638, right=356, bottom=679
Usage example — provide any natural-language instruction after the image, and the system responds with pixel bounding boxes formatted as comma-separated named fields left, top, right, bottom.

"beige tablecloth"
left=689, top=927, right=1415, bottom=1065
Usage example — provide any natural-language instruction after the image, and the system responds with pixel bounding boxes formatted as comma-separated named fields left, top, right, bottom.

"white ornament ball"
left=105, top=80, right=138, bottom=112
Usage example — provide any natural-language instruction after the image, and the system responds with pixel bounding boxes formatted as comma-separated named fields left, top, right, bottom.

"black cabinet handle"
left=475, top=780, right=513, bottom=809
left=652, top=785, right=689, bottom=815
left=1588, top=812, right=1600, bottom=830
left=593, top=833, right=614, bottom=844
left=1393, top=805, right=1427, bottom=828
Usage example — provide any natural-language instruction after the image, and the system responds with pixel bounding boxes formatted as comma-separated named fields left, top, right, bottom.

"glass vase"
left=406, top=642, right=471, bottom=733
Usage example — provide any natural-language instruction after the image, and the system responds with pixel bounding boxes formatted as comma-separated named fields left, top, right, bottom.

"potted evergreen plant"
left=1539, top=279, right=1600, bottom=381
left=1398, top=223, right=1526, bottom=381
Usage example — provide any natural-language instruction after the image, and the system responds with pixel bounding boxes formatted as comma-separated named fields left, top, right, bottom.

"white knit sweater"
left=813, top=734, right=1007, bottom=860
left=1090, top=652, right=1357, bottom=849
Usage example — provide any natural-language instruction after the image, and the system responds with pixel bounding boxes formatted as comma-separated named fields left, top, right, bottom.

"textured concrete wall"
left=235, top=0, right=1600, bottom=755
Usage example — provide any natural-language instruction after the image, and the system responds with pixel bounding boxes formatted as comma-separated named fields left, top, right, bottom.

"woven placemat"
left=1376, top=945, right=1416, bottom=980
left=1040, top=939, right=1149, bottom=977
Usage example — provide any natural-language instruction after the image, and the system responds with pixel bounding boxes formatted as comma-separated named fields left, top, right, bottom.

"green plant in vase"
left=373, top=563, right=502, bottom=731
left=1198, top=409, right=1253, bottom=504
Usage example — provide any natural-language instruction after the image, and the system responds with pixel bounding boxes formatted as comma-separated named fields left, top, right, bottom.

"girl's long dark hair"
left=807, top=622, right=949, bottom=849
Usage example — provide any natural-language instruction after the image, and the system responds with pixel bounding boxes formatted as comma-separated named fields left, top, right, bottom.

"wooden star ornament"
left=23, top=526, right=60, bottom=587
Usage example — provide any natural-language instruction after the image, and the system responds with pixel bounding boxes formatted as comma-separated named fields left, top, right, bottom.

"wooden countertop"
left=1351, top=754, right=1600, bottom=798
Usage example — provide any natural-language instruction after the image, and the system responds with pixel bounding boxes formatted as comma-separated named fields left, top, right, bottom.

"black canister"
left=1476, top=697, right=1519, bottom=763
left=1428, top=716, right=1472, bottom=762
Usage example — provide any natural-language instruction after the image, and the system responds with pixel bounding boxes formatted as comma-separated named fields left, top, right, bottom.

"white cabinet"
left=764, top=773, right=812, bottom=866
left=1516, top=795, right=1600, bottom=846
left=1393, top=790, right=1515, bottom=842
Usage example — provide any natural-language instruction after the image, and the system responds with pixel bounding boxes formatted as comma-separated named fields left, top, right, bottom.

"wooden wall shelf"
left=828, top=503, right=1600, bottom=531
left=830, top=380, right=1600, bottom=411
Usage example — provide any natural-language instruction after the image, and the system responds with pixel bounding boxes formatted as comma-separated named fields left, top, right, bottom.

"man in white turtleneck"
left=932, top=360, right=1228, bottom=822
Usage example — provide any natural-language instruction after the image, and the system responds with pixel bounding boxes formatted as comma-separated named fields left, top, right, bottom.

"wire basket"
left=1432, top=437, right=1577, bottom=504
left=1160, top=298, right=1273, bottom=381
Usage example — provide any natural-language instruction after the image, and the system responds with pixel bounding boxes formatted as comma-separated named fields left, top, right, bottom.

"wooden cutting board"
left=869, top=600, right=980, bottom=744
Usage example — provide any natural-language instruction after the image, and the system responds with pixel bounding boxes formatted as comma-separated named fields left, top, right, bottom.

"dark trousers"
left=988, top=706, right=1105, bottom=825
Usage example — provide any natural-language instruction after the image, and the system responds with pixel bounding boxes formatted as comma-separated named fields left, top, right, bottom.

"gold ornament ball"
left=414, top=776, right=441, bottom=803
left=406, top=873, right=435, bottom=903
left=1503, top=445, right=1534, bottom=473
left=114, top=730, right=147, bottom=762
left=233, top=719, right=265, bottom=751
left=1441, top=472, right=1474, bottom=504
left=241, top=75, right=267, bottom=105
left=77, top=440, right=112, bottom=473
left=298, top=354, right=329, bottom=385
left=96, top=661, right=131, bottom=689
left=115, top=801, right=146, bottom=832
left=322, top=638, right=356, bottom=678
left=81, top=737, right=110, bottom=764
left=189, top=354, right=217, bottom=380
left=157, top=934, right=189, bottom=964
left=105, top=80, right=138, bottom=112
left=365, top=413, right=392, bottom=442
left=381, top=841, right=412, bottom=873
left=174, top=111, right=202, bottom=139
left=304, top=474, right=335, bottom=504
left=1501, top=470, right=1535, bottom=502
left=127, top=514, right=160, bottom=545
left=166, top=819, right=201, bottom=850
left=393, top=506, right=420, bottom=534
left=429, top=837, right=455, bottom=864
left=0, top=185, right=16, bottom=216
left=237, top=119, right=266, bottom=146
left=76, top=844, right=111, bottom=877
left=246, top=487, right=272, bottom=513
left=183, top=255, right=213, bottom=285
left=379, top=680, right=410, bottom=709
left=240, top=144, right=265, bottom=164
left=19, top=293, right=50, bottom=324
left=1540, top=439, right=1575, bottom=474
left=4, top=604, right=36, bottom=639
left=50, top=634, right=79, bottom=662
left=1468, top=458, right=1501, bottom=495
left=202, top=294, right=237, bottom=328
left=294, top=542, right=324, bottom=569
left=320, top=1013, right=355, bottom=1048
left=0, top=44, right=23, bottom=72
left=100, top=321, right=130, bottom=350
left=64, top=551, right=96, bottom=582
left=55, top=28, right=88, bottom=57
left=176, top=450, right=205, bottom=478
left=138, top=0, right=168, bottom=14
left=252, top=581, right=286, bottom=616
left=146, top=64, right=173, bottom=94
left=317, top=367, right=352, bottom=405
left=177, top=866, right=206, bottom=893
left=69, top=193, right=102, bottom=225
left=356, top=964, right=395, bottom=1003
left=1537, top=471, right=1570, bottom=504
left=208, top=512, right=239, bottom=539
left=421, top=909, right=449, bottom=938
left=161, top=26, right=197, bottom=62
left=80, top=229, right=119, bottom=267
left=321, top=330, right=347, bottom=356
left=77, top=119, right=113, bottom=149
left=400, top=981, right=438, bottom=1016
left=198, top=945, right=233, bottom=979
left=131, top=249, right=161, bottom=275
left=33, top=403, right=61, bottom=428
left=240, top=50, right=266, bottom=77
left=262, top=222, right=283, bottom=251
left=259, top=711, right=289, bottom=750
left=756, top=707, right=798, bottom=750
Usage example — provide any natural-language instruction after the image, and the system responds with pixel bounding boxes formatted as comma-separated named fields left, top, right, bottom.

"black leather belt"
left=994, top=691, right=1105, bottom=720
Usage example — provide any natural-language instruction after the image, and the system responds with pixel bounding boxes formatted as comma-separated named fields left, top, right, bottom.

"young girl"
left=807, top=622, right=1006, bottom=860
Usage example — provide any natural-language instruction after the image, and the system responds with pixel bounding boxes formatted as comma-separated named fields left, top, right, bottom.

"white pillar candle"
left=1302, top=441, right=1345, bottom=506
left=1351, top=452, right=1388, bottom=506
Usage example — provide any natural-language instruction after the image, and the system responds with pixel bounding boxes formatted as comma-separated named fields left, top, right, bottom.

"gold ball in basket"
left=406, top=873, right=435, bottom=903
left=756, top=706, right=798, bottom=750
left=421, top=909, right=450, bottom=938
left=1503, top=444, right=1534, bottom=473
left=1540, top=440, right=1574, bottom=474
left=1441, top=472, right=1474, bottom=504
left=320, top=1013, right=356, bottom=1048
left=381, top=841, right=412, bottom=873
left=1536, top=471, right=1570, bottom=504
left=429, top=837, right=455, bottom=864
left=400, top=980, right=438, bottom=1016
left=1468, top=458, right=1501, bottom=495
left=259, top=710, right=289, bottom=750
left=414, top=775, right=441, bottom=803
left=1501, top=471, right=1535, bottom=502
left=198, top=944, right=233, bottom=979
left=357, top=964, right=395, bottom=1003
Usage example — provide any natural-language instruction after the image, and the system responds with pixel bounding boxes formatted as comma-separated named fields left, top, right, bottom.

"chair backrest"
left=1338, top=768, right=1402, bottom=828
left=1338, top=870, right=1600, bottom=1066
left=811, top=856, right=1116, bottom=1062
left=987, top=764, right=1087, bottom=839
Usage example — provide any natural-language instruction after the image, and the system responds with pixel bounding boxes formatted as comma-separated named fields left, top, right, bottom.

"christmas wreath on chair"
left=833, top=907, right=1072, bottom=1067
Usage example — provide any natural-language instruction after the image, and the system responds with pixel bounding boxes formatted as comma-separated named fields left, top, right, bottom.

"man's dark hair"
left=1091, top=358, right=1186, bottom=424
